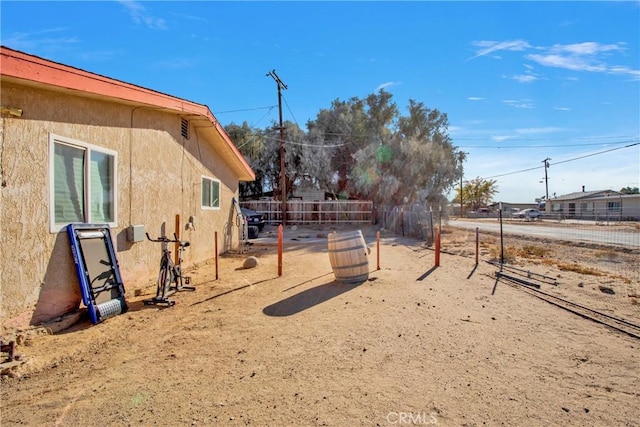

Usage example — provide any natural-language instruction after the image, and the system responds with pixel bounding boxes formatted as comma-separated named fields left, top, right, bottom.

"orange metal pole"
left=435, top=227, right=440, bottom=267
left=215, top=231, right=219, bottom=280
left=278, top=225, right=283, bottom=276
left=376, top=230, right=380, bottom=270
left=475, top=227, right=479, bottom=266
left=174, top=214, right=180, bottom=265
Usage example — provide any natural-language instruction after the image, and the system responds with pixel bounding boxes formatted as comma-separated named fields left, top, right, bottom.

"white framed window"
left=607, top=201, right=621, bottom=211
left=201, top=176, right=220, bottom=210
left=49, top=134, right=117, bottom=232
left=581, top=202, right=593, bottom=212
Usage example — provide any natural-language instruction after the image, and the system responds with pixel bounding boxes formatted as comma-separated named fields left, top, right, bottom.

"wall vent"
left=181, top=118, right=189, bottom=139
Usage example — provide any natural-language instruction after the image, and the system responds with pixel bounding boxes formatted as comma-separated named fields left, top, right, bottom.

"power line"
left=453, top=134, right=637, bottom=142
left=262, top=134, right=344, bottom=148
left=281, top=93, right=301, bottom=129
left=552, top=142, right=639, bottom=166
left=213, top=105, right=276, bottom=114
left=457, top=139, right=638, bottom=149
left=483, top=142, right=639, bottom=180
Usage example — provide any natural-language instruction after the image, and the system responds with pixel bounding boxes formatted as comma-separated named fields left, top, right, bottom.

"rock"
left=598, top=285, right=615, bottom=295
left=243, top=256, right=258, bottom=269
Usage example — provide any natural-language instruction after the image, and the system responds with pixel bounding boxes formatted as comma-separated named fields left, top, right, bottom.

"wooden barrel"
left=327, top=230, right=369, bottom=284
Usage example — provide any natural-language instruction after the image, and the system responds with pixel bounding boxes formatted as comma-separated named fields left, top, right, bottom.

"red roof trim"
left=0, top=46, right=254, bottom=180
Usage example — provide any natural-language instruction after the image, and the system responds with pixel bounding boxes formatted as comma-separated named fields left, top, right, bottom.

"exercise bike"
left=144, top=233, right=195, bottom=306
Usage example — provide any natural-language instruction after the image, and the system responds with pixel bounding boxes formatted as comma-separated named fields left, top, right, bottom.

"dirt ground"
left=1, top=224, right=639, bottom=426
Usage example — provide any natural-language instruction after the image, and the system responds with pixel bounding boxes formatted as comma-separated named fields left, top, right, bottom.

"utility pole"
left=267, top=70, right=288, bottom=225
left=541, top=158, right=551, bottom=201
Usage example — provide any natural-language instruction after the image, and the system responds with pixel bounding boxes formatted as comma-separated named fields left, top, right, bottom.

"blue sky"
left=2, top=1, right=639, bottom=203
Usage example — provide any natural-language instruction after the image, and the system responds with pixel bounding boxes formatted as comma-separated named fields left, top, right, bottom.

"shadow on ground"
left=263, top=281, right=362, bottom=316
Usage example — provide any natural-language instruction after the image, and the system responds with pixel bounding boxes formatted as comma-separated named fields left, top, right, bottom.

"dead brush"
left=555, top=261, right=604, bottom=276
left=517, top=245, right=550, bottom=259
left=488, top=245, right=517, bottom=263
left=594, top=249, right=619, bottom=260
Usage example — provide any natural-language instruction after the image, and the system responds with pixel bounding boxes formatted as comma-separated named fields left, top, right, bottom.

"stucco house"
left=547, top=188, right=640, bottom=221
left=0, top=46, right=255, bottom=330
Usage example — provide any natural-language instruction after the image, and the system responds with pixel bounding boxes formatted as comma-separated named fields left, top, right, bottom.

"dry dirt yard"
left=1, top=225, right=639, bottom=426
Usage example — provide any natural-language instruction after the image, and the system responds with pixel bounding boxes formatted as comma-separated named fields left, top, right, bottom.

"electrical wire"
left=456, top=140, right=638, bottom=149
left=483, top=142, right=639, bottom=180
left=281, top=93, right=301, bottom=129
left=551, top=142, right=639, bottom=166
left=213, top=105, right=276, bottom=114
left=261, top=134, right=345, bottom=148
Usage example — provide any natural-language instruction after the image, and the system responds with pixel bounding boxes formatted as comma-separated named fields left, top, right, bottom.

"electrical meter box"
left=127, top=224, right=145, bottom=243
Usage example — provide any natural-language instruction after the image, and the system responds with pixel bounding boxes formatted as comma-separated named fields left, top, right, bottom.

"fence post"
left=278, top=224, right=283, bottom=276
left=475, top=227, right=479, bottom=266
left=376, top=230, right=380, bottom=270
left=435, top=227, right=440, bottom=267
left=499, top=208, right=504, bottom=265
left=215, top=231, right=219, bottom=280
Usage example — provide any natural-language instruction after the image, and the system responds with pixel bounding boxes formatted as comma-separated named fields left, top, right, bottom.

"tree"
left=351, top=98, right=459, bottom=207
left=306, top=96, right=369, bottom=197
left=230, top=119, right=331, bottom=200
left=453, top=177, right=498, bottom=211
left=225, top=122, right=268, bottom=199
left=232, top=89, right=461, bottom=208
left=307, top=90, right=460, bottom=206
left=620, top=186, right=639, bottom=194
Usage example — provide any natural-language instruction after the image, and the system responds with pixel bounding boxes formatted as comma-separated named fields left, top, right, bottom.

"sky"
left=2, top=0, right=639, bottom=203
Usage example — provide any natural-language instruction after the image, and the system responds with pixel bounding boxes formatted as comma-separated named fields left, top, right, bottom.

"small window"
left=201, top=176, right=220, bottom=209
left=49, top=134, right=117, bottom=232
left=607, top=201, right=621, bottom=211
left=181, top=118, right=189, bottom=139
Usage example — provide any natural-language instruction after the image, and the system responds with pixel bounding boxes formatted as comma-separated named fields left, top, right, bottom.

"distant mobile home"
left=547, top=189, right=640, bottom=221
left=0, top=46, right=255, bottom=329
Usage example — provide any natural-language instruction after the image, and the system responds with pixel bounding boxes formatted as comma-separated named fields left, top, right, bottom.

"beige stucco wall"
left=1, top=82, right=246, bottom=330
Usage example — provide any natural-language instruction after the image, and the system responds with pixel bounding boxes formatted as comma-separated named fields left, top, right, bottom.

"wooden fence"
left=240, top=200, right=373, bottom=225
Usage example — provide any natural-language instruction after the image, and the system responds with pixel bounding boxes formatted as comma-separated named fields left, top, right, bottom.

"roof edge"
left=0, top=46, right=255, bottom=181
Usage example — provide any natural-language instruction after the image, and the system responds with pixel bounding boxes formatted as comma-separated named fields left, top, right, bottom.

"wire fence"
left=376, top=204, right=435, bottom=244
left=441, top=217, right=640, bottom=323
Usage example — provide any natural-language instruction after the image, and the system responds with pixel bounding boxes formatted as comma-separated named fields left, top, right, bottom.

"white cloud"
left=2, top=28, right=79, bottom=51
left=470, top=39, right=639, bottom=80
left=467, top=97, right=485, bottom=101
left=469, top=39, right=532, bottom=60
left=375, top=81, right=401, bottom=91
left=511, top=74, right=538, bottom=83
left=502, top=99, right=534, bottom=109
left=549, top=41, right=624, bottom=55
left=515, top=127, right=564, bottom=134
left=526, top=41, right=639, bottom=79
left=526, top=53, right=606, bottom=72
left=118, top=0, right=167, bottom=30
left=554, top=106, right=572, bottom=111
left=492, top=135, right=512, bottom=142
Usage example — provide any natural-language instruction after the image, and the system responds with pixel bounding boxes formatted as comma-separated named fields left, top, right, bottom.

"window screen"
left=201, top=176, right=220, bottom=209
left=50, top=135, right=117, bottom=231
